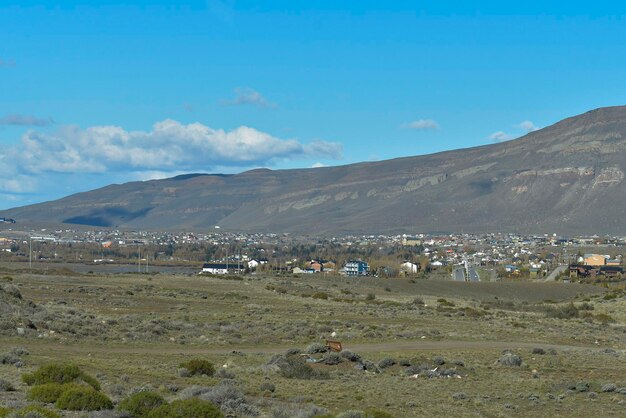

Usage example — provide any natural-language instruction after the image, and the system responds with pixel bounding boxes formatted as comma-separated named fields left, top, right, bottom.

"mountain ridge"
left=3, top=106, right=626, bottom=235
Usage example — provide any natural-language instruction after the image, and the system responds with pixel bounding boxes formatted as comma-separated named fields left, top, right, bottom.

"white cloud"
left=403, top=119, right=439, bottom=130
left=518, top=120, right=540, bottom=133
left=3, top=119, right=342, bottom=175
left=489, top=131, right=514, bottom=142
left=490, top=119, right=541, bottom=143
left=0, top=114, right=54, bottom=126
left=311, top=162, right=326, bottom=168
left=131, top=170, right=191, bottom=181
left=0, top=171, right=37, bottom=194
left=222, top=87, right=277, bottom=108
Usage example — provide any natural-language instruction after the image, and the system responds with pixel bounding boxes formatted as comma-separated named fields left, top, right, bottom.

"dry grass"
left=0, top=265, right=624, bottom=417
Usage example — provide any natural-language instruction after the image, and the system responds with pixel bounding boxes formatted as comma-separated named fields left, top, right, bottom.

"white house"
left=400, top=261, right=419, bottom=274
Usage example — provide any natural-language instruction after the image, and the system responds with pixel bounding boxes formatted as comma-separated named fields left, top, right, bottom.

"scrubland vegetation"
left=1, top=264, right=626, bottom=416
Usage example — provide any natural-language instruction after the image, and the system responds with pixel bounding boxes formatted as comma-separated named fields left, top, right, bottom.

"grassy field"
left=1, top=264, right=625, bottom=417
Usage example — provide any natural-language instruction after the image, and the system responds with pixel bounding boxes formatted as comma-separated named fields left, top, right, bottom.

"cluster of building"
left=0, top=227, right=623, bottom=281
left=203, top=259, right=371, bottom=277
left=569, top=253, right=624, bottom=279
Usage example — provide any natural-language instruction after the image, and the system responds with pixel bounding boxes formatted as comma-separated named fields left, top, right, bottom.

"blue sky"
left=2, top=1, right=626, bottom=209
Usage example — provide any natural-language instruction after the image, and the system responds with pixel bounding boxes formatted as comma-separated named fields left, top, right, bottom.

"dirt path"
left=1, top=338, right=616, bottom=356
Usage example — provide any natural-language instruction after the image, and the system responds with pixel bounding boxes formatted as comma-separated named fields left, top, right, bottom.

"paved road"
left=468, top=268, right=480, bottom=282
left=453, top=267, right=479, bottom=281
left=544, top=265, right=568, bottom=282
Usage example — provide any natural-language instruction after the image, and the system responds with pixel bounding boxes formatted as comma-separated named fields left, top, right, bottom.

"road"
left=0, top=338, right=616, bottom=356
left=544, top=265, right=568, bottom=282
left=453, top=267, right=480, bottom=282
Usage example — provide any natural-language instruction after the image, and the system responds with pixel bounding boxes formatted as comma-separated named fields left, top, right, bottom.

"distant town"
left=0, top=227, right=622, bottom=282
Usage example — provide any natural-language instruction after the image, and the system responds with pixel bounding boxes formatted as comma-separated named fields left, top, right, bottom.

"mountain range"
left=3, top=106, right=626, bottom=235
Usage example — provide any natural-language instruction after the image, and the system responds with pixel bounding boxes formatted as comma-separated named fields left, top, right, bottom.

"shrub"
left=323, top=352, right=342, bottom=365
left=278, top=357, right=328, bottom=380
left=147, top=398, right=223, bottom=418
left=5, top=405, right=61, bottom=418
left=118, top=391, right=166, bottom=417
left=0, top=378, right=15, bottom=391
left=311, top=292, right=329, bottom=300
left=259, top=382, right=276, bottom=393
left=269, top=403, right=328, bottom=418
left=432, top=356, right=445, bottom=365
left=497, top=353, right=522, bottom=367
left=284, top=348, right=302, bottom=356
left=0, top=353, right=21, bottom=365
left=593, top=313, right=616, bottom=324
left=340, top=350, right=361, bottom=362
left=28, top=383, right=84, bottom=403
left=55, top=386, right=113, bottom=411
left=2, top=284, right=21, bottom=299
left=377, top=357, right=396, bottom=369
left=336, top=411, right=365, bottom=418
left=22, top=363, right=100, bottom=390
left=305, top=343, right=327, bottom=354
left=179, top=359, right=215, bottom=377
left=365, top=293, right=376, bottom=301
left=364, top=409, right=394, bottom=418
left=0, top=407, right=8, bottom=418
left=215, top=368, right=235, bottom=379
left=543, top=302, right=579, bottom=319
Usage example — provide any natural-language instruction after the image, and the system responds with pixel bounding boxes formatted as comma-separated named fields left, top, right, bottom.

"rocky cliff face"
left=3, top=106, right=626, bottom=234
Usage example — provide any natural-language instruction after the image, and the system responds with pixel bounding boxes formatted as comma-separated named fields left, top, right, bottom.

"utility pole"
left=29, top=237, right=32, bottom=270
left=138, top=246, right=141, bottom=273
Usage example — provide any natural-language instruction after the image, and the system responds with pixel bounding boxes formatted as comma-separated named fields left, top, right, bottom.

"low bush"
left=364, top=409, right=394, bottom=418
left=377, top=357, right=396, bottom=369
left=340, top=350, right=361, bottom=362
left=437, top=298, right=455, bottom=307
left=197, top=380, right=259, bottom=416
left=118, top=391, right=166, bottom=417
left=269, top=403, right=329, bottom=418
left=28, top=383, right=84, bottom=403
left=311, top=292, right=329, bottom=300
left=4, top=405, right=61, bottom=418
left=215, top=368, right=235, bottom=379
left=259, top=382, right=276, bottom=393
left=147, top=398, right=223, bottom=418
left=497, top=353, right=522, bottom=367
left=278, top=357, right=329, bottom=380
left=22, top=363, right=101, bottom=390
left=179, top=359, right=215, bottom=377
left=543, top=302, right=579, bottom=319
left=305, top=343, right=327, bottom=354
left=55, top=386, right=113, bottom=411
left=0, top=353, right=21, bottom=365
left=336, top=410, right=392, bottom=418
left=593, top=313, right=616, bottom=324
left=323, top=352, right=342, bottom=365
left=0, top=378, right=15, bottom=392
